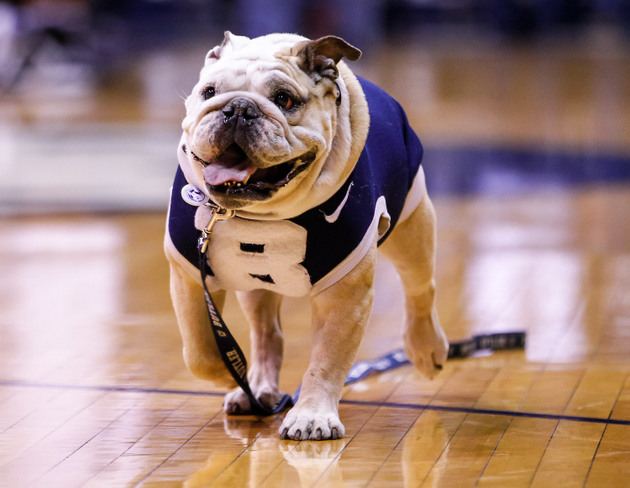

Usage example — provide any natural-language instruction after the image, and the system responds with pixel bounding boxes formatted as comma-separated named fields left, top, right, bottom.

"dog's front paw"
left=224, top=386, right=283, bottom=414
left=404, top=313, right=449, bottom=380
left=279, top=407, right=345, bottom=441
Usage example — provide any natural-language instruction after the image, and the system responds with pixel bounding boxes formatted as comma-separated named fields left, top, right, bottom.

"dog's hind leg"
left=379, top=186, right=449, bottom=379
left=223, top=290, right=285, bottom=413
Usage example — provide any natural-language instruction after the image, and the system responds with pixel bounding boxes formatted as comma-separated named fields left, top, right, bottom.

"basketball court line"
left=2, top=379, right=628, bottom=428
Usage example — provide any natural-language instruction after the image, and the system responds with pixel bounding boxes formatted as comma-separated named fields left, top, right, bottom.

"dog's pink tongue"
left=203, top=160, right=258, bottom=185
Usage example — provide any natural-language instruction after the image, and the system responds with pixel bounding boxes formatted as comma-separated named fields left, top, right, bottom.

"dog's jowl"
left=165, top=31, right=449, bottom=440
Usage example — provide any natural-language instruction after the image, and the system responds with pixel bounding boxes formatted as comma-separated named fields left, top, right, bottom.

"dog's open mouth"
left=192, top=144, right=316, bottom=199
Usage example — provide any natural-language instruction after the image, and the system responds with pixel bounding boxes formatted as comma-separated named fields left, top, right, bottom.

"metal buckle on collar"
left=199, top=204, right=235, bottom=254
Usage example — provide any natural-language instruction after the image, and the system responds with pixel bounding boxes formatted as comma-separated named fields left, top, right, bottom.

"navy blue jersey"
left=167, top=77, right=424, bottom=296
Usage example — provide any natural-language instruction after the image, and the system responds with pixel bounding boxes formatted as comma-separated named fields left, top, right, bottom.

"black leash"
left=344, top=332, right=526, bottom=386
left=447, top=331, right=526, bottom=359
left=197, top=204, right=293, bottom=416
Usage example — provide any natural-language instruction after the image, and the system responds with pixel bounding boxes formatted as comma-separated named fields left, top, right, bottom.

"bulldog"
left=165, top=31, right=449, bottom=440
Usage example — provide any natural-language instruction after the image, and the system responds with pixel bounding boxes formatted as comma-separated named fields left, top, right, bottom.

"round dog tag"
left=181, top=184, right=209, bottom=206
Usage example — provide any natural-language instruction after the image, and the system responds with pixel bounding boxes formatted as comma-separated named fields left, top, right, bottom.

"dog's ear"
left=205, top=31, right=250, bottom=65
left=293, top=36, right=361, bottom=83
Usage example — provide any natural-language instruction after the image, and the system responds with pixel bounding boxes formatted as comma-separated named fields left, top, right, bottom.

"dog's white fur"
left=165, top=32, right=448, bottom=440
left=178, top=32, right=368, bottom=220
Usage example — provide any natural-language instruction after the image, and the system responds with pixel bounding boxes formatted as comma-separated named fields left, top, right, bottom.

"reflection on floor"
left=1, top=184, right=629, bottom=486
left=1, top=28, right=630, bottom=488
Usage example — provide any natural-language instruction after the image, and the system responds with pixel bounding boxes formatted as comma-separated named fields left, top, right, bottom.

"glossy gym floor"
left=1, top=2, right=629, bottom=487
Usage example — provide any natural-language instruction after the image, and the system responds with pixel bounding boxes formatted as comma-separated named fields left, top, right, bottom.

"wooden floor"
left=2, top=26, right=630, bottom=487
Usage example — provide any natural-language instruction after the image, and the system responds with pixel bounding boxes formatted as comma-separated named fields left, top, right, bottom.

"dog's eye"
left=201, top=86, right=216, bottom=100
left=273, top=92, right=294, bottom=110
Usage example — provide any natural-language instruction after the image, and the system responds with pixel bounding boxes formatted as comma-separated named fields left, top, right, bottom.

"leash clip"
left=199, top=204, right=235, bottom=254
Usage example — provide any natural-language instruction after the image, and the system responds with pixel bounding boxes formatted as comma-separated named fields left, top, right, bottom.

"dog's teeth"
left=222, top=180, right=246, bottom=188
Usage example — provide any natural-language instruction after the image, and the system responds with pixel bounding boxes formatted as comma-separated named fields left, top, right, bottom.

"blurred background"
left=1, top=0, right=630, bottom=213
left=1, top=4, right=630, bottom=484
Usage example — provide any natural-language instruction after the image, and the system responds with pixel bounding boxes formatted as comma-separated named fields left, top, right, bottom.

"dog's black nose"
left=222, top=98, right=262, bottom=125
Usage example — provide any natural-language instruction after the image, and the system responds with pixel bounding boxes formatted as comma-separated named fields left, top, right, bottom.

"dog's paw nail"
left=314, top=427, right=323, bottom=440
left=331, top=427, right=340, bottom=439
left=224, top=403, right=240, bottom=414
left=432, top=353, right=444, bottom=371
left=280, top=428, right=289, bottom=439
left=294, top=429, right=302, bottom=440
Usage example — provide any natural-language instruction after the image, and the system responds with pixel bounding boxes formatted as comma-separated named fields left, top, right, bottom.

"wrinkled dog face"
left=181, top=32, right=361, bottom=211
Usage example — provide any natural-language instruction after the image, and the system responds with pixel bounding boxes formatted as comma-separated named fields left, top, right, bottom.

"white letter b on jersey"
left=203, top=218, right=311, bottom=296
